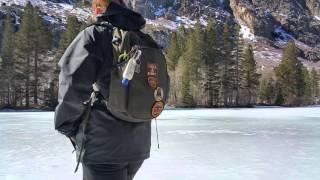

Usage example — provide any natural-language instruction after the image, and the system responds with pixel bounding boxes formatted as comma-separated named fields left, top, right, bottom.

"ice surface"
left=315, top=16, right=320, bottom=21
left=1, top=107, right=320, bottom=180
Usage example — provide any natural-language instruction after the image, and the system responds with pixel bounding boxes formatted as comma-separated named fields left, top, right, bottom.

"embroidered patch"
left=147, top=63, right=158, bottom=76
left=154, top=87, right=164, bottom=102
left=147, top=77, right=157, bottom=90
left=151, top=101, right=165, bottom=118
left=147, top=63, right=158, bottom=89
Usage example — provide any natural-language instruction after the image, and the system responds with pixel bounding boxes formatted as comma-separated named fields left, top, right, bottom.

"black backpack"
left=102, top=27, right=170, bottom=122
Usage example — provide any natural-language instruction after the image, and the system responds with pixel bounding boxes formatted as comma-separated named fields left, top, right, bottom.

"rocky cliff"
left=126, top=0, right=320, bottom=68
left=0, top=0, right=320, bottom=69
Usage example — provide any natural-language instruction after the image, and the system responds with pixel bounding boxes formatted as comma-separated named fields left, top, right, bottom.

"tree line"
left=165, top=18, right=320, bottom=107
left=0, top=2, right=84, bottom=109
left=166, top=18, right=260, bottom=107
left=259, top=41, right=320, bottom=106
left=0, top=3, right=319, bottom=109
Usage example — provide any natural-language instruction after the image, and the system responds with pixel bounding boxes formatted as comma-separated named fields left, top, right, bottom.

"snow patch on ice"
left=167, top=130, right=244, bottom=135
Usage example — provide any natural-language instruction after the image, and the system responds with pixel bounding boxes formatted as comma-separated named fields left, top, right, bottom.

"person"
left=54, top=0, right=151, bottom=179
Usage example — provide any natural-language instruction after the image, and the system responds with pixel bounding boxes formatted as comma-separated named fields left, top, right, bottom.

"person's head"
left=92, top=0, right=126, bottom=21
left=92, top=0, right=109, bottom=20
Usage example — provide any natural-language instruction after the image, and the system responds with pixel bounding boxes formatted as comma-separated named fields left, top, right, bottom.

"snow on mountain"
left=240, top=24, right=256, bottom=41
left=146, top=18, right=178, bottom=30
left=0, top=0, right=90, bottom=23
left=154, top=6, right=166, bottom=17
left=146, top=15, right=210, bottom=31
left=0, top=0, right=320, bottom=69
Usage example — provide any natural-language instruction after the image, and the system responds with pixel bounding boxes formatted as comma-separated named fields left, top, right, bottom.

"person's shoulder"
left=84, top=22, right=113, bottom=38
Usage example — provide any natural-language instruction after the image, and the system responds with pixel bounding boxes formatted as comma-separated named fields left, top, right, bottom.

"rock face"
left=306, top=0, right=320, bottom=16
left=124, top=0, right=320, bottom=65
left=124, top=0, right=223, bottom=19
left=126, top=0, right=320, bottom=46
left=124, top=0, right=176, bottom=18
left=230, top=0, right=320, bottom=46
left=0, top=0, right=319, bottom=67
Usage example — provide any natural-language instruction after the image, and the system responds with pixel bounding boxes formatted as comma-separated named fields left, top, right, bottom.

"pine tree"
left=15, top=2, right=34, bottom=107
left=176, top=25, right=187, bottom=54
left=296, top=60, right=306, bottom=104
left=181, top=58, right=193, bottom=106
left=259, top=74, right=276, bottom=104
left=310, top=68, right=320, bottom=103
left=203, top=17, right=220, bottom=107
left=190, top=21, right=205, bottom=80
left=233, top=25, right=245, bottom=106
left=167, top=32, right=180, bottom=71
left=303, top=68, right=312, bottom=104
left=0, top=15, right=15, bottom=106
left=242, top=45, right=260, bottom=106
left=52, top=16, right=82, bottom=107
left=274, top=41, right=306, bottom=106
left=32, top=6, right=52, bottom=105
left=184, top=22, right=206, bottom=105
left=220, top=23, right=234, bottom=106
left=57, top=16, right=82, bottom=57
left=179, top=28, right=199, bottom=107
left=166, top=31, right=183, bottom=104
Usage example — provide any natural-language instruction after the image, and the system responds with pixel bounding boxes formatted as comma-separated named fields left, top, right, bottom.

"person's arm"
left=54, top=28, right=100, bottom=138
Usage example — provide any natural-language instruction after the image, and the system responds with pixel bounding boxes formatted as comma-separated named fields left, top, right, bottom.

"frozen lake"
left=1, top=107, right=320, bottom=180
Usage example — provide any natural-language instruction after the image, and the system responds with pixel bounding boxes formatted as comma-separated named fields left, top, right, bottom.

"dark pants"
left=82, top=161, right=144, bottom=180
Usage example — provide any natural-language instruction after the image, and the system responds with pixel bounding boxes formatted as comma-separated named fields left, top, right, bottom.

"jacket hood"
left=96, top=2, right=146, bottom=31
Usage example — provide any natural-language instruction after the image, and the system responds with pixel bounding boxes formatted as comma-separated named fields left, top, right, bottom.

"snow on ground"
left=254, top=47, right=282, bottom=70
left=314, top=16, right=320, bottom=21
left=1, top=107, right=320, bottom=180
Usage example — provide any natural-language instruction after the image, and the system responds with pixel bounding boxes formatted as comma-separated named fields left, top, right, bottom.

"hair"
left=92, top=0, right=110, bottom=10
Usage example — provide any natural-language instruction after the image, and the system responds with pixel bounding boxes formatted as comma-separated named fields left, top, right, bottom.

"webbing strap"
left=74, top=91, right=96, bottom=173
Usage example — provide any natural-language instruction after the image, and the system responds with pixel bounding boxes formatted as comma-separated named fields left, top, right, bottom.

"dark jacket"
left=54, top=2, right=151, bottom=164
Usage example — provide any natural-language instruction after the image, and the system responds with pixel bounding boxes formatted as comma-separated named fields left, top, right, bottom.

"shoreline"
left=0, top=105, right=319, bottom=112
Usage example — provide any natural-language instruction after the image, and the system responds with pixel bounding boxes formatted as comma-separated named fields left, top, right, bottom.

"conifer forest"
left=0, top=2, right=319, bottom=110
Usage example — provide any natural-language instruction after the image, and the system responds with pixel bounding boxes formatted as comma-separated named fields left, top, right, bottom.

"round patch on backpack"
left=154, top=87, right=164, bottom=102
left=148, top=77, right=158, bottom=90
left=151, top=101, right=165, bottom=118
